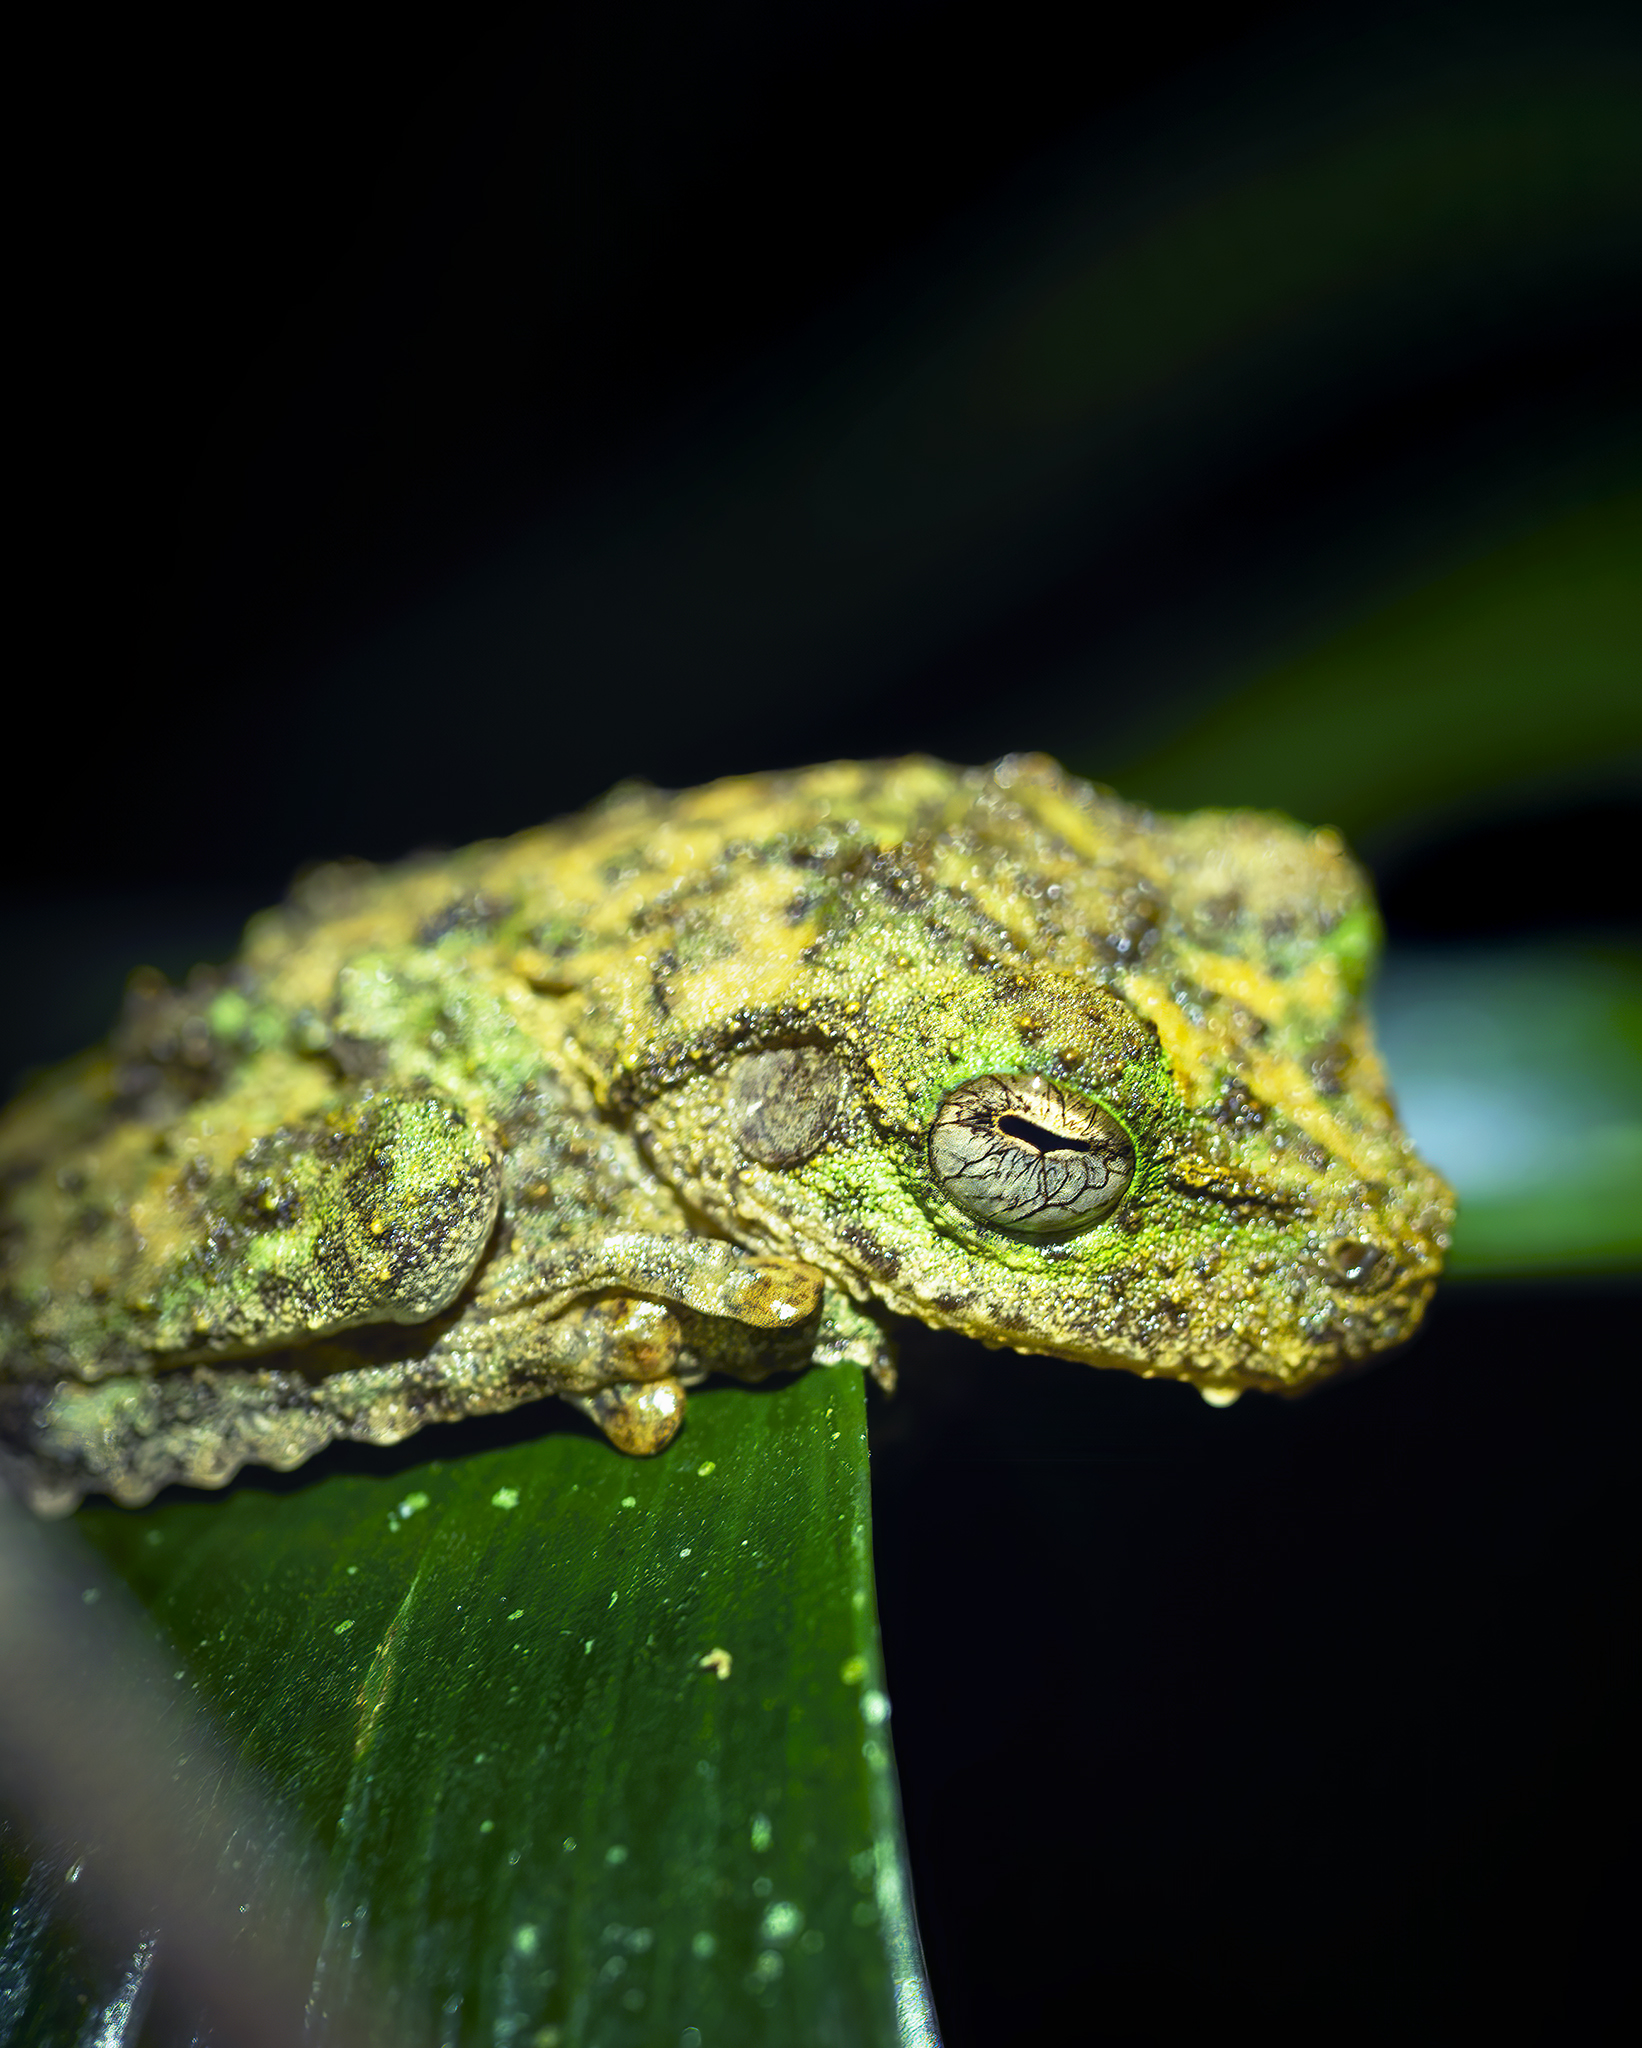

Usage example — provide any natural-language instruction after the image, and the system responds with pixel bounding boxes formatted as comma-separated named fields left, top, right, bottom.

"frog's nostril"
left=1318, top=1228, right=1392, bottom=1294
left=1324, top=1239, right=1393, bottom=1291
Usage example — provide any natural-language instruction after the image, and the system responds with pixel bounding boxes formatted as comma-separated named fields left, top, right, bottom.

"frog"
left=0, top=754, right=1453, bottom=1514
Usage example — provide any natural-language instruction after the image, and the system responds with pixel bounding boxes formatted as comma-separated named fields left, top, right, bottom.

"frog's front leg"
left=572, top=1280, right=899, bottom=1456
left=490, top=1232, right=826, bottom=1335
left=490, top=1233, right=826, bottom=1455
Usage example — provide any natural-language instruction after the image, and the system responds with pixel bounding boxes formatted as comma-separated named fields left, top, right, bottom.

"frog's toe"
left=730, top=1258, right=826, bottom=1330
left=569, top=1375, right=688, bottom=1455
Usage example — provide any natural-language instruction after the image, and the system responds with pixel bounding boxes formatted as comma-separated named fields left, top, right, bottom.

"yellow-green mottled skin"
left=0, top=756, right=1452, bottom=1511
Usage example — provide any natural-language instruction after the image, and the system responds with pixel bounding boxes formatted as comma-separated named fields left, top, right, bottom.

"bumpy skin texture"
left=0, top=756, right=1452, bottom=1511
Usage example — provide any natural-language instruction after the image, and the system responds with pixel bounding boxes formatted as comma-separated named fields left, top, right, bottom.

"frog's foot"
left=566, top=1377, right=689, bottom=1455
left=537, top=1291, right=691, bottom=1453
left=545, top=1293, right=682, bottom=1383
left=724, top=1257, right=827, bottom=1329
left=533, top=1251, right=828, bottom=1455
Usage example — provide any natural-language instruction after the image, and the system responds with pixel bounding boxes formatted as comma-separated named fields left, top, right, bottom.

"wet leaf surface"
left=4, top=1365, right=930, bottom=2046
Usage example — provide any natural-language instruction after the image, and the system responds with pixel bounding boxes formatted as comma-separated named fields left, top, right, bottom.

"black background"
left=871, top=1297, right=1634, bottom=2045
left=8, top=2, right=1639, bottom=2041
left=11, top=0, right=1638, bottom=918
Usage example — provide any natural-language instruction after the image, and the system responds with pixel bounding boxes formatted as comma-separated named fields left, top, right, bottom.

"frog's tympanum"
left=0, top=757, right=1453, bottom=1512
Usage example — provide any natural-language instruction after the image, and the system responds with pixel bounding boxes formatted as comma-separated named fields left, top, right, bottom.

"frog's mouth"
left=1161, top=1157, right=1312, bottom=1214
left=1159, top=1154, right=1440, bottom=1289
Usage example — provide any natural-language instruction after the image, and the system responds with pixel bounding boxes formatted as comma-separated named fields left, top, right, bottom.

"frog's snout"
left=1298, top=1214, right=1448, bottom=1371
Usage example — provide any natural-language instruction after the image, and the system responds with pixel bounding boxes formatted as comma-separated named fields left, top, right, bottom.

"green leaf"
left=18, top=1364, right=932, bottom=2046
left=1375, top=943, right=1642, bottom=1277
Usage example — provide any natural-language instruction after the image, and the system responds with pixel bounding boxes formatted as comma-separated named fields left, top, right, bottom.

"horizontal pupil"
left=996, top=1113, right=1092, bottom=1155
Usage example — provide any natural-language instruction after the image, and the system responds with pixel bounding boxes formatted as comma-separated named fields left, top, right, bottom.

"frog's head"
left=616, top=774, right=1453, bottom=1397
left=676, top=969, right=1446, bottom=1397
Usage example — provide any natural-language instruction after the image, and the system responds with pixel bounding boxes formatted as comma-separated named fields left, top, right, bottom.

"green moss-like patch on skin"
left=0, top=755, right=1452, bottom=1508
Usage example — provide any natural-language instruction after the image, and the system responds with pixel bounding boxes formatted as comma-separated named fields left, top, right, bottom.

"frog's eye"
left=928, top=1072, right=1135, bottom=1234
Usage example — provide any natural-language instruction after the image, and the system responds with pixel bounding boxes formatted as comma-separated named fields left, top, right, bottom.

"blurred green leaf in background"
left=1375, top=946, right=1642, bottom=1275
left=1103, top=491, right=1641, bottom=841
